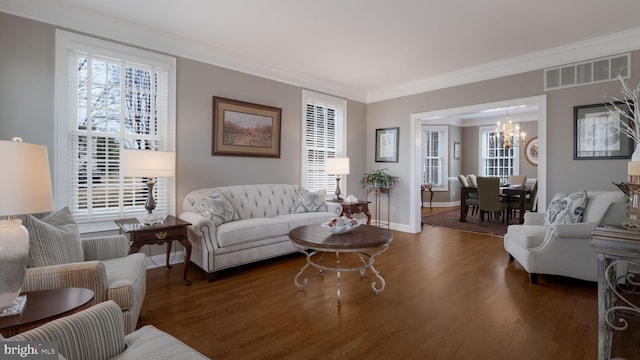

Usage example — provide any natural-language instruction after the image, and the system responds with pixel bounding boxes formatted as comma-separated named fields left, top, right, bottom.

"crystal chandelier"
left=491, top=110, right=526, bottom=149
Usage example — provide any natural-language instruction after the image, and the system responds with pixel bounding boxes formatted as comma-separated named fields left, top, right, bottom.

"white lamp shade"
left=326, top=157, right=350, bottom=175
left=0, top=140, right=54, bottom=216
left=121, top=150, right=176, bottom=178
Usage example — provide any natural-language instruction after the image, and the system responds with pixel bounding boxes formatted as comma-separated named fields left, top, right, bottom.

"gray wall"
left=368, top=63, right=638, bottom=224
left=1, top=11, right=637, bottom=233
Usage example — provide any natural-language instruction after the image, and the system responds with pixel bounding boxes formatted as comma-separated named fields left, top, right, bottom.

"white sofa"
left=504, top=190, right=625, bottom=283
left=180, top=184, right=342, bottom=281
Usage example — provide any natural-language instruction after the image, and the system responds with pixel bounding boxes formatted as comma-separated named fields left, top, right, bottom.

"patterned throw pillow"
left=189, top=190, right=239, bottom=226
left=296, top=189, right=328, bottom=213
left=23, top=207, right=84, bottom=268
left=544, top=190, right=588, bottom=226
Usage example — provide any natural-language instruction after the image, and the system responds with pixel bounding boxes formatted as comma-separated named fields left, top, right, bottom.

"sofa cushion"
left=216, top=218, right=290, bottom=247
left=188, top=190, right=239, bottom=226
left=23, top=207, right=84, bottom=268
left=505, top=225, right=548, bottom=249
left=544, top=190, right=588, bottom=226
left=295, top=189, right=327, bottom=213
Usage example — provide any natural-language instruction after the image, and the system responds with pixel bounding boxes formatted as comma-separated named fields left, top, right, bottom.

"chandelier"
left=491, top=110, right=526, bottom=149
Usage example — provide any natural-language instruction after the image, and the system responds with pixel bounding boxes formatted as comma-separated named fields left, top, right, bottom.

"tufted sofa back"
left=183, top=184, right=304, bottom=220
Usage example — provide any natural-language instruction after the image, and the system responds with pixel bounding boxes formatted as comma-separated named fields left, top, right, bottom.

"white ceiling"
left=3, top=0, right=640, bottom=103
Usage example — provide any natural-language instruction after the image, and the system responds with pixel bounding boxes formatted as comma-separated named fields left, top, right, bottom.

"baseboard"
left=422, top=201, right=460, bottom=207
left=145, top=251, right=186, bottom=269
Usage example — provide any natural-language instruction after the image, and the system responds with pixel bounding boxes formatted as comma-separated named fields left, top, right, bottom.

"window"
left=55, top=31, right=176, bottom=224
left=422, top=126, right=448, bottom=190
left=479, top=126, right=519, bottom=183
left=301, top=90, right=347, bottom=193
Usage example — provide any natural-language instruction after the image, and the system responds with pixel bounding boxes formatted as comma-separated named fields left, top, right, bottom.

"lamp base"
left=0, top=219, right=29, bottom=310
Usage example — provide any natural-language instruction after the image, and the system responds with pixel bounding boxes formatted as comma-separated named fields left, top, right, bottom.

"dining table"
left=459, top=185, right=530, bottom=224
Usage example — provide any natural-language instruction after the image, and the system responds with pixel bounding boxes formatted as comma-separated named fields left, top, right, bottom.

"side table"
left=421, top=183, right=433, bottom=209
left=0, top=288, right=94, bottom=337
left=327, top=200, right=371, bottom=224
left=115, top=215, right=193, bottom=285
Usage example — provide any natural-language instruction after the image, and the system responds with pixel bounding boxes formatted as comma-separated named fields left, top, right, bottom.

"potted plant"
left=361, top=168, right=398, bottom=189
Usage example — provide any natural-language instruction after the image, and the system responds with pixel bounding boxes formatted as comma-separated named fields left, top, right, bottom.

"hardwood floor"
left=139, top=212, right=598, bottom=360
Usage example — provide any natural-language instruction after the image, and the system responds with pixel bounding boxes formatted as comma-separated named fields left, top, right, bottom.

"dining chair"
left=508, top=175, right=527, bottom=186
left=459, top=175, right=479, bottom=216
left=526, top=179, right=538, bottom=211
left=477, top=177, right=508, bottom=227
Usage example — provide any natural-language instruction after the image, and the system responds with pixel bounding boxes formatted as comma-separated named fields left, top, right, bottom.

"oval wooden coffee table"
left=0, top=288, right=94, bottom=337
left=289, top=224, right=392, bottom=306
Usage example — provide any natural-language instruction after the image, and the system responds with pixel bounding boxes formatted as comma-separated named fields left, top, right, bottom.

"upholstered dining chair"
left=526, top=179, right=539, bottom=212
left=477, top=177, right=508, bottom=227
left=467, top=174, right=478, bottom=187
left=508, top=175, right=527, bottom=186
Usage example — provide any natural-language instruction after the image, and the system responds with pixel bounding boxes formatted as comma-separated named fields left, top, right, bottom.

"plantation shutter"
left=58, top=31, right=176, bottom=223
left=302, top=91, right=346, bottom=192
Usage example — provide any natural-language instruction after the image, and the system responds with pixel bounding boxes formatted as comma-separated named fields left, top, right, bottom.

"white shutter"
left=301, top=90, right=347, bottom=192
left=57, top=31, right=176, bottom=222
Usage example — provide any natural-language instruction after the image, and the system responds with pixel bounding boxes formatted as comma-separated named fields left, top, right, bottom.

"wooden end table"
left=115, top=215, right=193, bottom=285
left=0, top=288, right=94, bottom=337
left=328, top=200, right=372, bottom=224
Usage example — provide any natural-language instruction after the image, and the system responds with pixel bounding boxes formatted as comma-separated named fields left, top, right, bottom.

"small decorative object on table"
left=321, top=216, right=361, bottom=234
left=343, top=194, right=358, bottom=204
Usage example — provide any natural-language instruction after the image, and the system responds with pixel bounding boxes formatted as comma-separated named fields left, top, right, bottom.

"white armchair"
left=504, top=190, right=625, bottom=283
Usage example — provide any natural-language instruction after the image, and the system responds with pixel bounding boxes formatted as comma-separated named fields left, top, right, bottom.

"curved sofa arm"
left=551, top=221, right=597, bottom=238
left=179, top=211, right=218, bottom=248
left=23, top=261, right=109, bottom=305
left=326, top=202, right=343, bottom=216
left=11, top=300, right=126, bottom=359
left=82, top=235, right=130, bottom=261
left=523, top=212, right=545, bottom=225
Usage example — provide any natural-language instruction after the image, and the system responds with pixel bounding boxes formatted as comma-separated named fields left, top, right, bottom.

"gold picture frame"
left=212, top=97, right=282, bottom=158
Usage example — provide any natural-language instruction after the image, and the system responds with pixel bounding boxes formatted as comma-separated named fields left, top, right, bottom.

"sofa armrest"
left=326, top=202, right=343, bottom=216
left=523, top=212, right=545, bottom=225
left=23, top=261, right=108, bottom=305
left=11, top=300, right=126, bottom=359
left=82, top=235, right=130, bottom=261
left=551, top=221, right=597, bottom=238
left=179, top=211, right=217, bottom=243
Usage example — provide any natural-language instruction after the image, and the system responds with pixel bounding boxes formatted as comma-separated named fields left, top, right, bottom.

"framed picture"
left=525, top=136, right=539, bottom=166
left=453, top=142, right=461, bottom=160
left=375, top=127, right=399, bottom=162
left=212, top=96, right=282, bottom=158
left=574, top=101, right=634, bottom=160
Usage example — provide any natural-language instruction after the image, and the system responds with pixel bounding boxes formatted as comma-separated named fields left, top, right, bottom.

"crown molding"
left=366, top=27, right=640, bottom=103
left=2, top=0, right=640, bottom=104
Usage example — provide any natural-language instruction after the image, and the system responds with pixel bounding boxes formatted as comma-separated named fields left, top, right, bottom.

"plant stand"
left=366, top=188, right=390, bottom=231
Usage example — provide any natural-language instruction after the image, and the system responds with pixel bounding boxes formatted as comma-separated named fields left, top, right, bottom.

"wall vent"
left=544, top=53, right=630, bottom=91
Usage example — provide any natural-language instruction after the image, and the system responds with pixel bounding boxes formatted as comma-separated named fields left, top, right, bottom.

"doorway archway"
left=408, top=95, right=547, bottom=233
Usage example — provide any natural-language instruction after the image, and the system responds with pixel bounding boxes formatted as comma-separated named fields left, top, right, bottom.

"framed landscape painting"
left=212, top=97, right=282, bottom=158
left=574, top=101, right=633, bottom=160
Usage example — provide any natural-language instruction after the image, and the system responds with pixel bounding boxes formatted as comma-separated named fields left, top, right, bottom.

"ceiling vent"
left=544, top=53, right=630, bottom=91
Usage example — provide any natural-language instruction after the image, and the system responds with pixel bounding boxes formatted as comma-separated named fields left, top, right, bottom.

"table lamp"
left=121, top=149, right=175, bottom=224
left=326, top=157, right=350, bottom=201
left=0, top=138, right=54, bottom=313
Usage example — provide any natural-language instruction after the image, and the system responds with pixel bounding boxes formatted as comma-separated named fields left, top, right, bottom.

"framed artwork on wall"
left=573, top=101, right=633, bottom=160
left=375, top=127, right=399, bottom=162
left=453, top=142, right=460, bottom=160
left=212, top=96, right=282, bottom=158
left=524, top=136, right=539, bottom=166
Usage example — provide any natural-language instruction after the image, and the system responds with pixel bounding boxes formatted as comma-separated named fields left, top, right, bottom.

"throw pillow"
left=188, top=190, right=239, bottom=226
left=296, top=189, right=328, bottom=213
left=544, top=190, right=588, bottom=226
left=22, top=207, right=84, bottom=268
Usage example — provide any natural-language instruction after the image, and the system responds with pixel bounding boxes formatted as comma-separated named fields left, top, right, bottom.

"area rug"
left=422, top=209, right=507, bottom=236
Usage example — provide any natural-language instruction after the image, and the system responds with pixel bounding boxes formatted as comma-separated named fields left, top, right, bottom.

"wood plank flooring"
left=139, top=209, right=599, bottom=360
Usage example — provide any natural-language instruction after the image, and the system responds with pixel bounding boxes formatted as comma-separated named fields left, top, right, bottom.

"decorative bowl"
left=321, top=217, right=361, bottom=234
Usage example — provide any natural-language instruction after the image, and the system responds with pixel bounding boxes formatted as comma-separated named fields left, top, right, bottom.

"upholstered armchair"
left=504, top=190, right=625, bottom=283
left=21, top=208, right=147, bottom=334
left=8, top=301, right=208, bottom=360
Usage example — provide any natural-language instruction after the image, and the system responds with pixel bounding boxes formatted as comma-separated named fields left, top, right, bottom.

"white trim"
left=2, top=0, right=640, bottom=103
left=409, top=95, right=547, bottom=234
